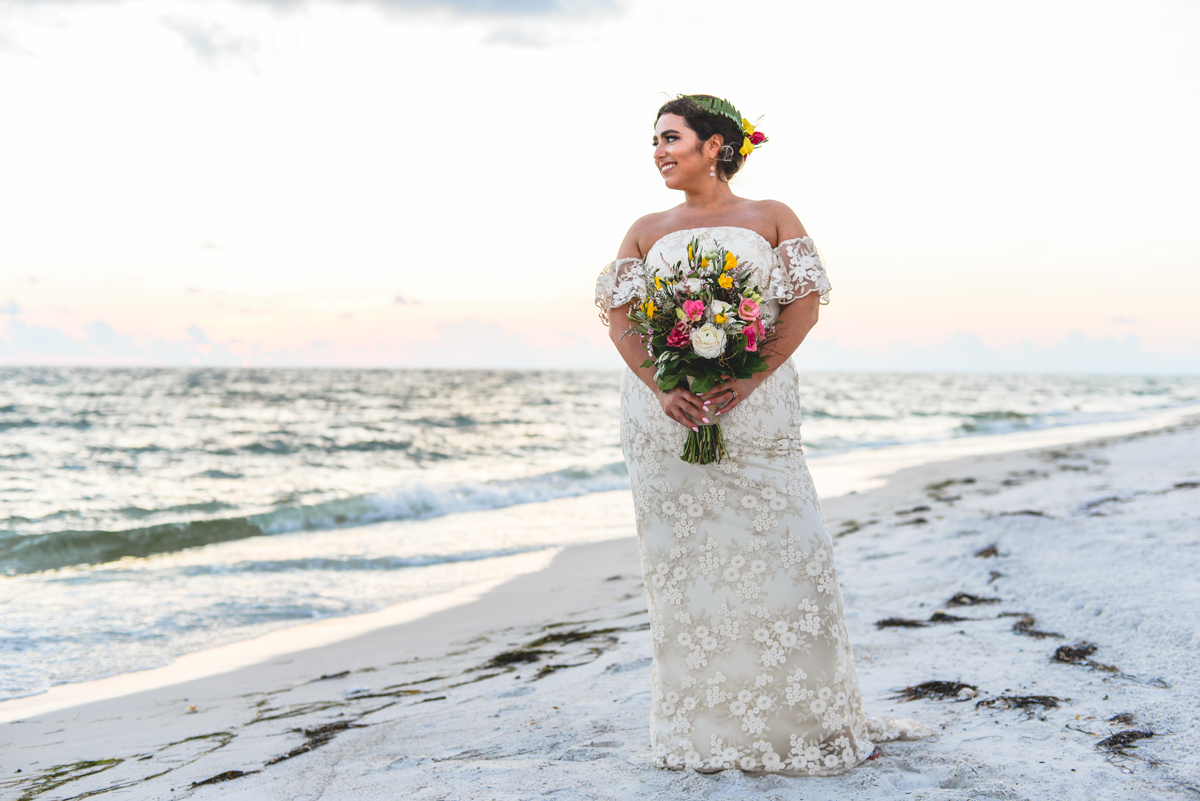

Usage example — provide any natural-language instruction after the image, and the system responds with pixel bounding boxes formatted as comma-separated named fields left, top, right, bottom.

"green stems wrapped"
left=682, top=422, right=728, bottom=465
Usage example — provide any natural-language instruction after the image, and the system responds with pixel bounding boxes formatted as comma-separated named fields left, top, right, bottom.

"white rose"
left=690, top=323, right=727, bottom=358
left=686, top=277, right=703, bottom=293
left=711, top=299, right=733, bottom=320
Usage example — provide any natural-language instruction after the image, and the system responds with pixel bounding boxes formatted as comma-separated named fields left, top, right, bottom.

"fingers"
left=662, top=382, right=747, bottom=428
left=704, top=382, right=741, bottom=416
left=662, top=388, right=712, bottom=430
left=660, top=389, right=697, bottom=431
left=681, top=394, right=711, bottom=426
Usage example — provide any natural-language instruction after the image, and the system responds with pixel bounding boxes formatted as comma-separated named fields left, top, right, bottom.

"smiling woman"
left=653, top=95, right=755, bottom=183
left=593, top=94, right=931, bottom=776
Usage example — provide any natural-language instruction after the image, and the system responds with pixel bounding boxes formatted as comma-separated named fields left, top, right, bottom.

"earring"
left=709, top=161, right=716, bottom=178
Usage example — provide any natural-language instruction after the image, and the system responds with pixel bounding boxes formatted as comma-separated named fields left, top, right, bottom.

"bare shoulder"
left=754, top=199, right=808, bottom=243
left=617, top=210, right=673, bottom=259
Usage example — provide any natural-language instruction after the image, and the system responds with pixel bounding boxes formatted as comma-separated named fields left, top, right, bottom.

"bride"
left=595, top=95, right=926, bottom=775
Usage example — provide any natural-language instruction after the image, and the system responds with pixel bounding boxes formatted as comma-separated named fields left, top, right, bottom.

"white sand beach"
left=4, top=409, right=1200, bottom=801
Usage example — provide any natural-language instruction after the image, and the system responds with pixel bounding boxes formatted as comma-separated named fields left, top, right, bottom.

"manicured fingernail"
left=692, top=426, right=699, bottom=432
left=716, top=411, right=722, bottom=415
left=702, top=418, right=709, bottom=423
left=703, top=400, right=711, bottom=406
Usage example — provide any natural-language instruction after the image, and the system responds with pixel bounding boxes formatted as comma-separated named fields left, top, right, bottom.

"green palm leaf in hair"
left=682, top=95, right=743, bottom=128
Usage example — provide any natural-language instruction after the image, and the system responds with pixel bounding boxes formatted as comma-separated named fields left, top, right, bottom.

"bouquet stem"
left=682, top=422, right=728, bottom=465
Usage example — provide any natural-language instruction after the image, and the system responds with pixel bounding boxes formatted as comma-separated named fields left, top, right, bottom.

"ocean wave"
left=0, top=462, right=629, bottom=575
left=172, top=546, right=550, bottom=575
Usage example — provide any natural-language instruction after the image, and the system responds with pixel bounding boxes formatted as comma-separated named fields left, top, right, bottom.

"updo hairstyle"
left=656, top=95, right=746, bottom=181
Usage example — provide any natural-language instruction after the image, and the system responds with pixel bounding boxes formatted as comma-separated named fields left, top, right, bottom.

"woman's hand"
left=699, top=375, right=765, bottom=417
left=658, top=386, right=714, bottom=432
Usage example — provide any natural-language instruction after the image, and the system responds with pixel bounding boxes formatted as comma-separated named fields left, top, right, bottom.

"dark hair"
left=656, top=95, right=746, bottom=181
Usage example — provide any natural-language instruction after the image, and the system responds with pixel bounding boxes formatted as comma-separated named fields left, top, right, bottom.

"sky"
left=0, top=0, right=1197, bottom=372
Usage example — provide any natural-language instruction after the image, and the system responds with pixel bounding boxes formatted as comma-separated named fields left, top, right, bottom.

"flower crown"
left=681, top=94, right=768, bottom=157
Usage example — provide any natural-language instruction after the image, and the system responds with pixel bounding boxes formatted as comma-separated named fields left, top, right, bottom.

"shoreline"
left=3, top=411, right=1199, bottom=798
left=3, top=402, right=1199, bottom=723
left=2, top=410, right=1200, bottom=796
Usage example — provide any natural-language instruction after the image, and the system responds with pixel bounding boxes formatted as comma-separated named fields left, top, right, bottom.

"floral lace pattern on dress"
left=594, top=229, right=831, bottom=329
left=595, top=257, right=647, bottom=325
left=610, top=227, right=927, bottom=777
left=767, top=237, right=831, bottom=306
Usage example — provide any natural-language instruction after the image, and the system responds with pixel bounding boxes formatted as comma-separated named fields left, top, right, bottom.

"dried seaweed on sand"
left=976, top=695, right=1063, bottom=713
left=890, top=681, right=979, bottom=702
left=946, top=592, right=1001, bottom=606
left=1096, top=729, right=1155, bottom=755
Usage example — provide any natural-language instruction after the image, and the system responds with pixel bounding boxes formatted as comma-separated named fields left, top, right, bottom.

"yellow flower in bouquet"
left=718, top=273, right=733, bottom=289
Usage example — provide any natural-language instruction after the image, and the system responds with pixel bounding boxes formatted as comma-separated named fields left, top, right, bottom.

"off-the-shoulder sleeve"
left=767, top=237, right=831, bottom=306
left=594, top=257, right=647, bottom=325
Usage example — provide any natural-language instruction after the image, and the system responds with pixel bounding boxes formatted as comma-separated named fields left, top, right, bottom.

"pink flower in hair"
left=737, top=298, right=761, bottom=321
left=750, top=131, right=767, bottom=145
left=666, top=322, right=691, bottom=349
left=682, top=300, right=705, bottom=322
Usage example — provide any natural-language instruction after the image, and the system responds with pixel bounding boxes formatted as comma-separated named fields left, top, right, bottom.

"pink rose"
left=750, top=131, right=767, bottom=145
left=755, top=319, right=767, bottom=338
left=737, top=298, right=761, bottom=321
left=744, top=325, right=759, bottom=352
left=666, top=322, right=691, bottom=349
left=682, top=300, right=705, bottom=322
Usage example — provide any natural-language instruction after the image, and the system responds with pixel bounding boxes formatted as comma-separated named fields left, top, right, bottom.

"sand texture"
left=3, top=419, right=1199, bottom=800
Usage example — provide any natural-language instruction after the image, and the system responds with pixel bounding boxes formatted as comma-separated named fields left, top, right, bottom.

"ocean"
left=2, top=367, right=1198, bottom=701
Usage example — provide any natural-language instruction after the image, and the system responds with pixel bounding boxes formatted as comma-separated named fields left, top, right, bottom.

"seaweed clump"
left=1052, top=642, right=1110, bottom=667
left=976, top=695, right=1062, bottom=715
left=891, top=681, right=978, bottom=702
left=266, top=721, right=365, bottom=766
left=875, top=611, right=967, bottom=629
left=1007, top=613, right=1064, bottom=639
left=527, top=627, right=620, bottom=648
left=192, top=770, right=259, bottom=787
left=1096, top=729, right=1154, bottom=755
left=946, top=592, right=1000, bottom=607
left=483, top=648, right=556, bottom=669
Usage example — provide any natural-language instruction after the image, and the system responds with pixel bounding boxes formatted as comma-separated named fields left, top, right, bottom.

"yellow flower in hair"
left=741, top=118, right=756, bottom=135
left=718, top=272, right=733, bottom=289
left=739, top=136, right=754, bottom=157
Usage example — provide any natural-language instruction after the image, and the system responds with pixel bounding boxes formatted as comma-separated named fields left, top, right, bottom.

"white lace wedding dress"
left=595, top=227, right=927, bottom=776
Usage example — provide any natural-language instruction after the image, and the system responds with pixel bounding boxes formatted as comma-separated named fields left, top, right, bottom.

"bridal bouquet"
left=624, top=237, right=772, bottom=464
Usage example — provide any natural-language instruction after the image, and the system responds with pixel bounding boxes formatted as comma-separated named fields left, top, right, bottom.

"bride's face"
left=653, top=113, right=715, bottom=189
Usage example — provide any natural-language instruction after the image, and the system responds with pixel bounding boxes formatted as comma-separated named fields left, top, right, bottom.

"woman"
left=595, top=95, right=926, bottom=775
